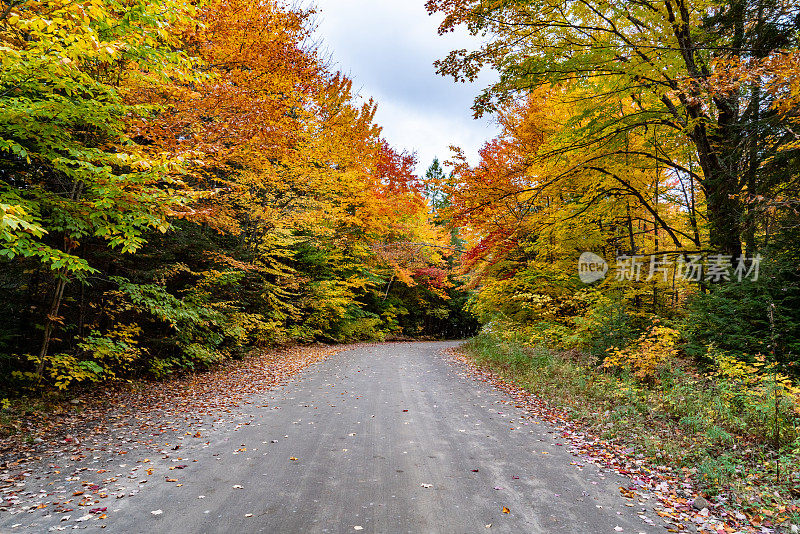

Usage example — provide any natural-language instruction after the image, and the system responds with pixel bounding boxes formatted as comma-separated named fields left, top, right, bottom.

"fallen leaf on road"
left=502, top=507, right=510, bottom=514
left=289, top=457, right=298, bottom=461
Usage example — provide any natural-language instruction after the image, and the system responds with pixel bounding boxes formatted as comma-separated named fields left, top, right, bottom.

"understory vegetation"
left=463, top=329, right=800, bottom=519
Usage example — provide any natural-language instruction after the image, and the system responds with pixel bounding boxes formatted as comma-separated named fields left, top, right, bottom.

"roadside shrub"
left=462, top=326, right=800, bottom=507
left=681, top=254, right=800, bottom=376
left=710, top=347, right=800, bottom=446
left=603, top=322, right=680, bottom=383
left=338, top=316, right=385, bottom=342
left=564, top=291, right=637, bottom=357
left=13, top=353, right=106, bottom=390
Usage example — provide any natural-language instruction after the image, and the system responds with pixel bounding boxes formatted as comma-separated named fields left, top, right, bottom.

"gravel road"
left=1, top=342, right=669, bottom=533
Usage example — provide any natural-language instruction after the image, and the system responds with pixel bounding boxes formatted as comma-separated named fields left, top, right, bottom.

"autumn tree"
left=427, top=0, right=800, bottom=258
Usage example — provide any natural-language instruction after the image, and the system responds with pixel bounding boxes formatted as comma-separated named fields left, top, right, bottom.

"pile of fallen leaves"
left=445, top=347, right=799, bottom=534
left=0, top=344, right=359, bottom=470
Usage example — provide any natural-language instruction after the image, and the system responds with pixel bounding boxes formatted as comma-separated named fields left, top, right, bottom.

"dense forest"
left=1, top=0, right=800, bottom=515
left=0, top=0, right=476, bottom=392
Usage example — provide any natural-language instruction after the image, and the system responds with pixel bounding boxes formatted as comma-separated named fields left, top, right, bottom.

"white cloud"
left=312, top=0, right=499, bottom=173
left=370, top=98, right=496, bottom=174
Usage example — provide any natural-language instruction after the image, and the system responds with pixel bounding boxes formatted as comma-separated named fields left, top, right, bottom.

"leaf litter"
left=0, top=344, right=362, bottom=529
left=445, top=347, right=782, bottom=534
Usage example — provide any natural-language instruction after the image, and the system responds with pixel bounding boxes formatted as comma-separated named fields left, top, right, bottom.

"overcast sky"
left=312, top=0, right=499, bottom=176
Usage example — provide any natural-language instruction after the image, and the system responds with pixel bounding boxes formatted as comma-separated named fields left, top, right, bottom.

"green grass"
left=461, top=333, right=800, bottom=523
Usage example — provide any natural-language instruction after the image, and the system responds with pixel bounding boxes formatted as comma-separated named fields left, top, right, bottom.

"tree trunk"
left=665, top=0, right=743, bottom=258
left=36, top=180, right=83, bottom=379
left=35, top=272, right=68, bottom=378
left=701, top=173, right=743, bottom=258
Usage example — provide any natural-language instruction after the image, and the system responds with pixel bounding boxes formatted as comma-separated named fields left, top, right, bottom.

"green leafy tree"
left=0, top=0, right=199, bottom=375
left=424, top=158, right=449, bottom=213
